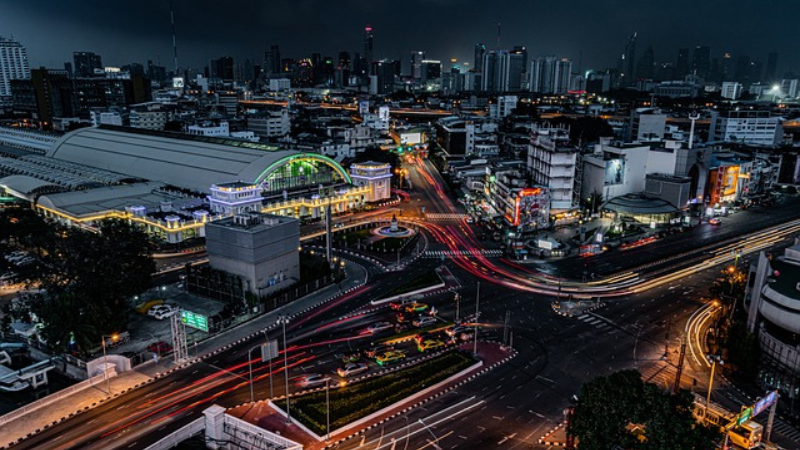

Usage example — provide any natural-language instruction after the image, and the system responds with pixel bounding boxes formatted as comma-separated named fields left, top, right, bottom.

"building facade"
left=0, top=37, right=30, bottom=107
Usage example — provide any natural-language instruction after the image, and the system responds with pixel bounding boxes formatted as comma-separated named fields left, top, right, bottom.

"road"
left=11, top=156, right=800, bottom=449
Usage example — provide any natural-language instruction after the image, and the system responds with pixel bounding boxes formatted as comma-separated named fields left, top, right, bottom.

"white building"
left=363, top=106, right=391, bottom=130
left=269, top=78, right=291, bottom=91
left=349, top=162, right=392, bottom=202
left=0, top=37, right=30, bottom=106
left=130, top=109, right=168, bottom=130
left=187, top=121, right=230, bottom=137
left=721, top=82, right=744, bottom=100
left=627, top=108, right=667, bottom=143
left=90, top=110, right=124, bottom=127
left=581, top=141, right=678, bottom=201
left=246, top=109, right=291, bottom=138
left=489, top=95, right=518, bottom=119
left=780, top=79, right=799, bottom=100
left=709, top=110, right=783, bottom=146
left=527, top=125, right=579, bottom=211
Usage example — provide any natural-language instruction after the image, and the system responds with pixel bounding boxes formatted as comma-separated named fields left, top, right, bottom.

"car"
left=446, top=326, right=471, bottom=337
left=297, top=373, right=331, bottom=388
left=395, top=312, right=410, bottom=323
left=366, top=322, right=394, bottom=334
left=341, top=351, right=361, bottom=363
left=417, top=339, right=446, bottom=352
left=389, top=300, right=411, bottom=311
left=405, top=302, right=429, bottom=313
left=376, top=351, right=406, bottom=366
left=412, top=316, right=437, bottom=328
left=709, top=218, right=721, bottom=225
left=337, top=362, right=369, bottom=378
left=152, top=309, right=176, bottom=320
left=413, top=333, right=435, bottom=344
left=364, top=344, right=395, bottom=359
left=147, top=341, right=173, bottom=354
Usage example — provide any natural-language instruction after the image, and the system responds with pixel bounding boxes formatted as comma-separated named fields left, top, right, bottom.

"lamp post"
left=704, top=355, right=724, bottom=420
left=325, top=377, right=331, bottom=442
left=278, top=315, right=291, bottom=424
left=100, top=333, right=119, bottom=394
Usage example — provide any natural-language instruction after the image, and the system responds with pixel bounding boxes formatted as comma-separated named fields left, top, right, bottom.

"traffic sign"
left=260, top=341, right=279, bottom=362
left=737, top=407, right=753, bottom=426
left=181, top=310, right=209, bottom=332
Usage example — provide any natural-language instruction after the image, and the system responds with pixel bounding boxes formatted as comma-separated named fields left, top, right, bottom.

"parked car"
left=376, top=351, right=406, bottom=366
left=412, top=316, right=437, bottom=328
left=337, top=362, right=369, bottom=378
left=147, top=341, right=173, bottom=354
left=147, top=304, right=177, bottom=320
left=417, top=339, right=446, bottom=352
left=297, top=373, right=331, bottom=388
left=366, top=322, right=394, bottom=334
left=709, top=218, right=721, bottom=225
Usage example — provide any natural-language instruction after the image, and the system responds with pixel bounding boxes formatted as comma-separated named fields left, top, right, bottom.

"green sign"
left=737, top=407, right=753, bottom=426
left=181, top=310, right=209, bottom=332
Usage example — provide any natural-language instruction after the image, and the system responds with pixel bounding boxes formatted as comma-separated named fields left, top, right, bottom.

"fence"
left=143, top=417, right=204, bottom=450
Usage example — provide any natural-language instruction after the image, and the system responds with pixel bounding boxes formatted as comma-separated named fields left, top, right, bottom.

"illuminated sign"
left=604, top=159, right=625, bottom=185
left=181, top=310, right=209, bottom=332
left=752, top=390, right=778, bottom=417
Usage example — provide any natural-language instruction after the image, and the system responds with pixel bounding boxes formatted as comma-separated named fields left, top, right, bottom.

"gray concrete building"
left=205, top=212, right=300, bottom=297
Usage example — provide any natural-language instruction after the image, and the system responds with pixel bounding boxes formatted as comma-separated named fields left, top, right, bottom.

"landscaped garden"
left=275, top=351, right=475, bottom=436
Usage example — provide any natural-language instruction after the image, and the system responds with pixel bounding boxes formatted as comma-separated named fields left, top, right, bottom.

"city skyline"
left=3, top=0, right=799, bottom=75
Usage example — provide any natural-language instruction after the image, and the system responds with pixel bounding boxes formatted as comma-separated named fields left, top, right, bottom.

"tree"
left=571, top=370, right=720, bottom=450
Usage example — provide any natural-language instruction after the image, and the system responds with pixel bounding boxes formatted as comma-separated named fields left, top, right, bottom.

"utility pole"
left=325, top=203, right=333, bottom=270
left=503, top=310, right=510, bottom=345
left=673, top=337, right=686, bottom=394
left=473, top=282, right=480, bottom=356
left=765, top=397, right=778, bottom=443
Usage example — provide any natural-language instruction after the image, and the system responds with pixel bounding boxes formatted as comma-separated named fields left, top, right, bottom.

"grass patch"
left=276, top=351, right=475, bottom=436
left=380, top=270, right=442, bottom=299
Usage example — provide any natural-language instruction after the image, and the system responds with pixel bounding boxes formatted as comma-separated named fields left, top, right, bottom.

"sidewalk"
left=0, top=260, right=369, bottom=448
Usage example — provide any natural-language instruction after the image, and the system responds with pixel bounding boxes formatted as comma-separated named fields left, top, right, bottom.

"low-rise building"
left=245, top=109, right=291, bottom=139
left=206, top=212, right=300, bottom=297
left=709, top=110, right=783, bottom=146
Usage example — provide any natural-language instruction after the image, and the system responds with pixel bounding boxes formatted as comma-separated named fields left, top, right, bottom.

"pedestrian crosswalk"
left=425, top=213, right=469, bottom=221
left=423, top=249, right=504, bottom=258
left=770, top=418, right=800, bottom=443
left=575, top=313, right=614, bottom=332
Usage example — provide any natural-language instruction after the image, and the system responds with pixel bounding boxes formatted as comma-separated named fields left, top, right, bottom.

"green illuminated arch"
left=254, top=153, right=352, bottom=186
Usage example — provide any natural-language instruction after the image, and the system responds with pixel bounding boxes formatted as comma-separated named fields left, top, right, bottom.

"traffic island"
left=227, top=342, right=515, bottom=450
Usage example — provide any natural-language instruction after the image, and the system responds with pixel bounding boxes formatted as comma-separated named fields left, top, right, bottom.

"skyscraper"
left=691, top=46, right=710, bottom=79
left=411, top=51, right=426, bottom=79
left=676, top=48, right=690, bottom=78
left=636, top=46, right=655, bottom=80
left=264, top=45, right=281, bottom=77
left=765, top=52, right=779, bottom=83
left=529, top=56, right=571, bottom=94
left=73, top=51, right=103, bottom=77
left=474, top=43, right=486, bottom=73
left=0, top=37, right=30, bottom=102
left=499, top=49, right=526, bottom=92
left=623, top=32, right=637, bottom=83
left=480, top=51, right=499, bottom=91
left=364, top=26, right=374, bottom=66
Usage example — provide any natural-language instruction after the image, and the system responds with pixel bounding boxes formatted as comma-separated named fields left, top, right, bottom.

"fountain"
left=372, top=214, right=416, bottom=238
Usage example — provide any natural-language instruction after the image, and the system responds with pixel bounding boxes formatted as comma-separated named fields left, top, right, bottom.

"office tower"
left=529, top=56, right=571, bottom=94
left=676, top=48, right=690, bottom=78
left=0, top=37, right=30, bottom=101
left=364, top=26, right=374, bottom=65
left=480, top=51, right=499, bottom=91
left=735, top=55, right=751, bottom=83
left=636, top=46, right=655, bottom=80
left=474, top=43, right=486, bottom=73
left=720, top=52, right=734, bottom=81
left=691, top=45, right=710, bottom=79
left=338, top=51, right=351, bottom=70
left=553, top=58, right=573, bottom=94
left=765, top=52, right=779, bottom=82
left=420, top=60, right=441, bottom=81
left=623, top=32, right=637, bottom=82
left=264, top=45, right=281, bottom=77
left=499, top=49, right=526, bottom=92
left=73, top=51, right=103, bottom=77
left=411, top=51, right=426, bottom=79
left=512, top=46, right=528, bottom=73
left=213, top=56, right=235, bottom=81
left=370, top=60, right=395, bottom=94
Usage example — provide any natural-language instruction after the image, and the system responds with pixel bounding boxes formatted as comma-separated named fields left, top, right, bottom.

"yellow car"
left=417, top=339, right=445, bottom=353
left=405, top=302, right=429, bottom=313
left=376, top=351, right=406, bottom=366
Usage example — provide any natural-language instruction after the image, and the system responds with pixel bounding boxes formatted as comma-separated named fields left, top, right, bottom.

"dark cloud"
left=2, top=0, right=799, bottom=75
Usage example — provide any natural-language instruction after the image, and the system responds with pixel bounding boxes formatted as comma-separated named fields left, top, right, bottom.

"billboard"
left=721, top=165, right=740, bottom=198
left=604, top=159, right=625, bottom=185
left=181, top=310, right=209, bottom=332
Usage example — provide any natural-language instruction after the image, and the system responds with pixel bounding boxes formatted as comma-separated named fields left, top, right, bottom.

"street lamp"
left=100, top=333, right=119, bottom=394
left=325, top=377, right=331, bottom=442
left=277, top=315, right=291, bottom=424
left=704, top=355, right=724, bottom=420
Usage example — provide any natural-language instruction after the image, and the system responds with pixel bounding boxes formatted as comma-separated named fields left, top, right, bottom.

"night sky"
left=3, top=0, right=798, bottom=75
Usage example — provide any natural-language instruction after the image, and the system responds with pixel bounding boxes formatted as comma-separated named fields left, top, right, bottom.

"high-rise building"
left=338, top=51, right=351, bottom=70
left=676, top=48, right=690, bottom=78
left=411, top=51, right=426, bottom=79
left=529, top=57, right=572, bottom=94
left=370, top=60, right=395, bottom=95
left=0, top=37, right=30, bottom=104
left=691, top=46, right=710, bottom=79
left=511, top=46, right=528, bottom=74
left=622, top=32, right=637, bottom=83
left=73, top=51, right=103, bottom=77
left=720, top=52, right=734, bottom=82
left=765, top=52, right=779, bottom=83
left=212, top=56, right=235, bottom=81
left=499, top=50, right=526, bottom=92
left=735, top=55, right=751, bottom=84
left=474, top=43, right=486, bottom=73
left=636, top=46, right=655, bottom=80
left=364, top=26, right=374, bottom=66
left=481, top=51, right=499, bottom=91
left=264, top=45, right=281, bottom=77
left=420, top=60, right=441, bottom=82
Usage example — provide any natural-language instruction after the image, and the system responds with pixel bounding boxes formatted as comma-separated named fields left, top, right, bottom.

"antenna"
left=496, top=22, right=501, bottom=50
left=170, top=0, right=179, bottom=73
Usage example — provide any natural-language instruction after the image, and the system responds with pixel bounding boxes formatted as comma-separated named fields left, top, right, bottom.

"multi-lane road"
left=11, top=156, right=800, bottom=449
